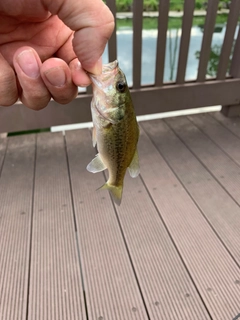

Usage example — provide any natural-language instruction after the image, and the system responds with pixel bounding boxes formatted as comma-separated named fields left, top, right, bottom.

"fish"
left=87, top=60, right=140, bottom=205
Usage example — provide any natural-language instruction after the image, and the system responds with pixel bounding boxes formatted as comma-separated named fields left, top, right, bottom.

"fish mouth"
left=89, top=60, right=119, bottom=87
left=102, top=60, right=118, bottom=73
left=89, top=60, right=120, bottom=125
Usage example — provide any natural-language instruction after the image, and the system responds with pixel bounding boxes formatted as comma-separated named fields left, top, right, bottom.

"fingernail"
left=71, top=59, right=81, bottom=71
left=87, top=59, right=102, bottom=75
left=44, top=67, right=66, bottom=87
left=70, top=59, right=91, bottom=87
left=17, top=50, right=40, bottom=78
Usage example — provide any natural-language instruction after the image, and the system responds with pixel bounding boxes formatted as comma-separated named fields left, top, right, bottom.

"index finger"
left=43, top=0, right=114, bottom=74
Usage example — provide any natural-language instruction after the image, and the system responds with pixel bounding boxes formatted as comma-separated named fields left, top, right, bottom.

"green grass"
left=117, top=14, right=229, bottom=31
left=104, top=0, right=230, bottom=12
left=8, top=128, right=50, bottom=137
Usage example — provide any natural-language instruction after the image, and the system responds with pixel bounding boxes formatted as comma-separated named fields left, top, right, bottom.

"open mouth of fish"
left=89, top=60, right=119, bottom=87
left=89, top=60, right=120, bottom=124
left=101, top=60, right=119, bottom=73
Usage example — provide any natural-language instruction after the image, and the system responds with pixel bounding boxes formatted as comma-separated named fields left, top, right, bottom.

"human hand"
left=0, top=0, right=114, bottom=109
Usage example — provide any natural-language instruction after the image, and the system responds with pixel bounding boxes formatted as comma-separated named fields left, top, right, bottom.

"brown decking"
left=0, top=112, right=240, bottom=320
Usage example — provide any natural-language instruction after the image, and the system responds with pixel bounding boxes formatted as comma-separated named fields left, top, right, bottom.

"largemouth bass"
left=87, top=60, right=140, bottom=205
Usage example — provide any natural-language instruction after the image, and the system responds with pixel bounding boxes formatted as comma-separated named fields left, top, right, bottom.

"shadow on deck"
left=0, top=112, right=240, bottom=320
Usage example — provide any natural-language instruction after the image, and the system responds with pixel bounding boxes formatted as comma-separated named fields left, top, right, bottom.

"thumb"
left=43, top=0, right=114, bottom=74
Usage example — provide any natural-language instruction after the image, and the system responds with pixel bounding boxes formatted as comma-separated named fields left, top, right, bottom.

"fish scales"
left=103, top=112, right=137, bottom=185
left=87, top=60, right=140, bottom=205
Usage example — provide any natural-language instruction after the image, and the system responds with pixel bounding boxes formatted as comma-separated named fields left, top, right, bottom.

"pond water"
left=102, top=21, right=239, bottom=86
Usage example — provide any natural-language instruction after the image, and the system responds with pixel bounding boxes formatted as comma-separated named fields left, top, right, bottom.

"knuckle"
left=0, top=97, right=18, bottom=107
left=0, top=67, right=18, bottom=106
left=21, top=91, right=50, bottom=110
left=51, top=85, right=78, bottom=105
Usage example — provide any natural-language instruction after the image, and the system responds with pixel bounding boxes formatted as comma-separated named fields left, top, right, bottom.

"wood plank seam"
left=163, top=118, right=240, bottom=269
left=63, top=134, right=89, bottom=320
left=0, top=138, right=8, bottom=179
left=25, top=134, right=37, bottom=320
left=63, top=134, right=78, bottom=232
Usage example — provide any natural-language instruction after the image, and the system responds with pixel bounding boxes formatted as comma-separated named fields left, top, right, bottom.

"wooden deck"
left=1, top=112, right=240, bottom=320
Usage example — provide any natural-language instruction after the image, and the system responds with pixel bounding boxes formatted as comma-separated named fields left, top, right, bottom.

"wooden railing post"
left=221, top=27, right=240, bottom=117
left=221, top=0, right=240, bottom=117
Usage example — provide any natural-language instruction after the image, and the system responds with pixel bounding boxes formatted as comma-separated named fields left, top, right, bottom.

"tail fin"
left=99, top=183, right=123, bottom=206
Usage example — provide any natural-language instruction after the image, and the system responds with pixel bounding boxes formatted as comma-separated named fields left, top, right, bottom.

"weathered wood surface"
left=0, top=113, right=240, bottom=320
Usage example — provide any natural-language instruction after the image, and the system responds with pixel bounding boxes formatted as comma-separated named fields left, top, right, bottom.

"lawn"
left=116, top=14, right=229, bottom=30
left=104, top=0, right=230, bottom=12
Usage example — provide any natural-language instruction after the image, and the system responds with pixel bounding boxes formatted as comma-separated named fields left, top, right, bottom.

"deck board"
left=115, top=158, right=210, bottom=319
left=0, top=135, right=35, bottom=320
left=0, top=135, right=7, bottom=174
left=212, top=112, right=240, bottom=138
left=27, top=132, right=86, bottom=320
left=65, top=129, right=149, bottom=320
left=1, top=113, right=240, bottom=320
left=140, top=119, right=240, bottom=320
left=164, top=116, right=240, bottom=264
left=189, top=113, right=240, bottom=166
left=186, top=114, right=240, bottom=206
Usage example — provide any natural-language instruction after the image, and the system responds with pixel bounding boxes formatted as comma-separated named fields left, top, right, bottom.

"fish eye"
left=116, top=81, right=126, bottom=93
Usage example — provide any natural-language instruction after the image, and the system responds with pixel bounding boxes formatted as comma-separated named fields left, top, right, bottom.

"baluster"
left=132, top=0, right=143, bottom=89
left=176, top=0, right=195, bottom=84
left=217, top=0, right=240, bottom=80
left=197, top=0, right=219, bottom=82
left=155, top=0, right=170, bottom=86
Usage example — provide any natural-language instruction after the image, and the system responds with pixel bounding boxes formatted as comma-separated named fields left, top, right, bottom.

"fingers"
left=41, top=58, right=78, bottom=103
left=13, top=47, right=51, bottom=110
left=0, top=53, right=18, bottom=106
left=13, top=47, right=78, bottom=110
left=44, top=0, right=114, bottom=74
left=69, top=58, right=91, bottom=87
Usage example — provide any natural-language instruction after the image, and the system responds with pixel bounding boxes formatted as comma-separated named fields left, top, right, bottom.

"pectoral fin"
left=87, top=154, right=107, bottom=173
left=128, top=149, right=140, bottom=178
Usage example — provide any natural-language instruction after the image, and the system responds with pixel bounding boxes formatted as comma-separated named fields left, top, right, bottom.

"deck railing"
left=0, top=0, right=240, bottom=133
